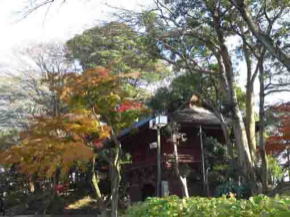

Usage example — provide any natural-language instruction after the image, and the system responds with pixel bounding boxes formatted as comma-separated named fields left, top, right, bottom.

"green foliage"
left=149, top=73, right=204, bottom=112
left=204, top=137, right=232, bottom=186
left=66, top=22, right=169, bottom=84
left=0, top=130, right=19, bottom=151
left=235, top=86, right=246, bottom=112
left=149, top=72, right=246, bottom=114
left=215, top=181, right=250, bottom=198
left=267, top=155, right=284, bottom=183
left=124, top=195, right=290, bottom=217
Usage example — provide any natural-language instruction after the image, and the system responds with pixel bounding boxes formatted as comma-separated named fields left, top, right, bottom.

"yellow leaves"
left=0, top=108, right=108, bottom=178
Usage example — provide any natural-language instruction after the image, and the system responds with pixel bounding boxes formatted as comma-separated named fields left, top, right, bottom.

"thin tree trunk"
left=110, top=135, right=122, bottom=217
left=259, top=58, right=268, bottom=192
left=172, top=128, right=189, bottom=198
left=287, top=148, right=290, bottom=180
left=110, top=151, right=121, bottom=217
left=199, top=126, right=209, bottom=196
left=179, top=177, right=189, bottom=197
left=91, top=154, right=102, bottom=199
left=157, top=127, right=161, bottom=197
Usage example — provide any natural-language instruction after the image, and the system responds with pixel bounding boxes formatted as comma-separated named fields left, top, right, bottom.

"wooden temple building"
left=119, top=103, right=225, bottom=202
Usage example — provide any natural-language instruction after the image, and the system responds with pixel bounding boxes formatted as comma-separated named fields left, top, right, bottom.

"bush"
left=215, top=181, right=250, bottom=198
left=124, top=195, right=290, bottom=217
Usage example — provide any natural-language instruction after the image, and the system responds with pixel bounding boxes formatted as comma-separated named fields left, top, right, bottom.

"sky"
left=0, top=0, right=288, bottom=104
left=0, top=0, right=151, bottom=70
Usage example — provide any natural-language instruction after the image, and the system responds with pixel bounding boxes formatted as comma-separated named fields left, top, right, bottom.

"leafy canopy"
left=66, top=22, right=169, bottom=84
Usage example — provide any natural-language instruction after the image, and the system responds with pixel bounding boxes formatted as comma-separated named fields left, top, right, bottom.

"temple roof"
left=119, top=105, right=223, bottom=139
left=171, top=106, right=222, bottom=126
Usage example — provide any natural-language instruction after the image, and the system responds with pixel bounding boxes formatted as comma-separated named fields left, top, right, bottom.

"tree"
left=170, top=122, right=189, bottom=198
left=66, top=22, right=169, bottom=85
left=0, top=43, right=77, bottom=132
left=0, top=110, right=99, bottom=179
left=0, top=66, right=147, bottom=217
left=229, top=0, right=290, bottom=190
left=61, top=66, right=148, bottom=217
left=0, top=75, right=49, bottom=131
left=267, top=103, right=290, bottom=179
left=141, top=0, right=290, bottom=191
left=230, top=0, right=290, bottom=72
left=149, top=73, right=204, bottom=113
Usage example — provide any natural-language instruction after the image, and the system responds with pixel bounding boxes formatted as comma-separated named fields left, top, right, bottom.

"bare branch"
left=21, top=0, right=66, bottom=19
left=265, top=89, right=290, bottom=96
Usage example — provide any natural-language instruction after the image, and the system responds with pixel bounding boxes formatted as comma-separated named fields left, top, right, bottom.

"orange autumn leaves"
left=0, top=110, right=106, bottom=178
left=0, top=67, right=147, bottom=178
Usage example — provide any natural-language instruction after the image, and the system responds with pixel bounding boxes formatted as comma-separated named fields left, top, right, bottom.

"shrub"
left=215, top=181, right=250, bottom=198
left=124, top=195, right=290, bottom=217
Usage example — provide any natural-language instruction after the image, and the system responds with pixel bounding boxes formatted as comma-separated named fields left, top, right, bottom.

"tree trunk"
left=110, top=158, right=121, bottom=217
left=212, top=10, right=255, bottom=184
left=244, top=44, right=257, bottom=162
left=157, top=127, right=162, bottom=197
left=232, top=113, right=255, bottom=181
left=172, top=129, right=189, bottom=198
left=259, top=58, right=268, bottom=192
left=200, top=126, right=209, bottom=196
left=110, top=139, right=121, bottom=217
left=287, top=149, right=290, bottom=180
left=179, top=177, right=189, bottom=197
left=246, top=81, right=257, bottom=162
left=92, top=154, right=102, bottom=199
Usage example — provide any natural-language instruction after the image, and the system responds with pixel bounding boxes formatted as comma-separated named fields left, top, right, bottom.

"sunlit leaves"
left=61, top=67, right=148, bottom=133
left=125, top=195, right=290, bottom=217
left=0, top=109, right=110, bottom=178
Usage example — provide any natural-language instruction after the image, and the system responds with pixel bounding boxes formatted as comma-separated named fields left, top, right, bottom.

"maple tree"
left=266, top=103, right=290, bottom=180
left=61, top=66, right=148, bottom=217
left=0, top=66, right=147, bottom=217
left=267, top=103, right=290, bottom=154
left=0, top=110, right=101, bottom=178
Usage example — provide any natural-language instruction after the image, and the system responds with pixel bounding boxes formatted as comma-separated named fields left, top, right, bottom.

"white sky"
left=0, top=0, right=151, bottom=70
left=0, top=0, right=288, bottom=104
